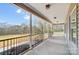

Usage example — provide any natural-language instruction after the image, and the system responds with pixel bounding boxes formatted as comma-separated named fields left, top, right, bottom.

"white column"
left=29, top=13, right=32, bottom=49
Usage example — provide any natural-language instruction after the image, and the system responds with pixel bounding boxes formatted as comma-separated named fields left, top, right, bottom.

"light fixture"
left=54, top=17, right=57, bottom=19
left=45, top=4, right=51, bottom=9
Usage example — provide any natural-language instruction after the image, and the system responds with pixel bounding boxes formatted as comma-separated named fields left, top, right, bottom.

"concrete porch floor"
left=24, top=35, right=70, bottom=55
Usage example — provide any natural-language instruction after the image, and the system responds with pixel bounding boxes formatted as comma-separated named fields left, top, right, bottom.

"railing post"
left=29, top=13, right=32, bottom=49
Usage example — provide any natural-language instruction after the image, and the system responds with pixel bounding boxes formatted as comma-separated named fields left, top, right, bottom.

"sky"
left=0, top=3, right=36, bottom=25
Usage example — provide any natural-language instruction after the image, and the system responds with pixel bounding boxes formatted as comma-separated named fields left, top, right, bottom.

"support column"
left=29, top=13, right=32, bottom=49
left=76, top=4, right=78, bottom=48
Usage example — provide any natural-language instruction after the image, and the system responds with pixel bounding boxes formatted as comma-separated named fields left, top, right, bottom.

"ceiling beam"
left=14, top=3, right=52, bottom=24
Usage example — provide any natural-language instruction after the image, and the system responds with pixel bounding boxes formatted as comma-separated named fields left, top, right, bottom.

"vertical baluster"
left=10, top=39, right=12, bottom=55
left=3, top=41, right=5, bottom=55
left=11, top=39, right=13, bottom=55
left=7, top=40, right=9, bottom=55
left=16, top=38, right=17, bottom=55
left=0, top=42, right=1, bottom=55
left=8, top=40, right=10, bottom=54
left=14, top=39, right=16, bottom=55
left=12, top=39, right=15, bottom=55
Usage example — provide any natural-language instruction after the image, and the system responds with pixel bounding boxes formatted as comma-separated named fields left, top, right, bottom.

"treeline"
left=0, top=23, right=31, bottom=35
left=0, top=23, right=44, bottom=35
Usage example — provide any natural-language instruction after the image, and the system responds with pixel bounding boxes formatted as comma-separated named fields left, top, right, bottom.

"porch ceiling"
left=26, top=3, right=70, bottom=24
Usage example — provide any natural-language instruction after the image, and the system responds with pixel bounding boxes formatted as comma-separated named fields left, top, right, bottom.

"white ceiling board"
left=28, top=3, right=70, bottom=24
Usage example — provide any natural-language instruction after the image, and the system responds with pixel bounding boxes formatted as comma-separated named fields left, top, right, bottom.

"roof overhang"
left=14, top=3, right=52, bottom=24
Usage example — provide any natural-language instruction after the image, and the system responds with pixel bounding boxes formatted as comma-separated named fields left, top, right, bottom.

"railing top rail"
left=0, top=34, right=30, bottom=42
left=0, top=34, right=40, bottom=42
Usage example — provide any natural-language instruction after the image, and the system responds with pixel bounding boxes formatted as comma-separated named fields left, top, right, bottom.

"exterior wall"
left=65, top=3, right=78, bottom=54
